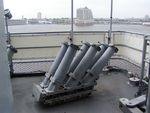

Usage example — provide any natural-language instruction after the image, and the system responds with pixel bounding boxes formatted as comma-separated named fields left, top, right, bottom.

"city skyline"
left=4, top=0, right=150, bottom=19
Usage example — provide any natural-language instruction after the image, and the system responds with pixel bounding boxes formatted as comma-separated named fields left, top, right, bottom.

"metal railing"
left=9, top=30, right=149, bottom=75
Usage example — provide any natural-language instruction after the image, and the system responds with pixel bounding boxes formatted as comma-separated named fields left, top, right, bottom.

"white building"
left=37, top=12, right=42, bottom=19
left=76, top=7, right=94, bottom=26
left=77, top=7, right=93, bottom=20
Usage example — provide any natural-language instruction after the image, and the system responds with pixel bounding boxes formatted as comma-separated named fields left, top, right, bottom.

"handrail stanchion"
left=140, top=36, right=148, bottom=82
left=70, top=0, right=74, bottom=43
left=108, top=0, right=113, bottom=44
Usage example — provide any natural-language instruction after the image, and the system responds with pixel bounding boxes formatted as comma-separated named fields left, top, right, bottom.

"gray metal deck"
left=12, top=71, right=138, bottom=113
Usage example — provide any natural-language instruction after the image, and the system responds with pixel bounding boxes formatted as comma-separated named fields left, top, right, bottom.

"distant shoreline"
left=8, top=23, right=148, bottom=27
left=8, top=24, right=150, bottom=35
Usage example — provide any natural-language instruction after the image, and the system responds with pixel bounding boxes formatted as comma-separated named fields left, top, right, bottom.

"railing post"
left=140, top=36, right=148, bottom=81
left=146, top=36, right=150, bottom=113
left=108, top=0, right=113, bottom=44
left=70, top=0, right=74, bottom=43
left=146, top=61, right=150, bottom=113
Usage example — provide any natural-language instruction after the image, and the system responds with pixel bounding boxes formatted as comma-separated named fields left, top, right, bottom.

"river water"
left=8, top=24, right=150, bottom=35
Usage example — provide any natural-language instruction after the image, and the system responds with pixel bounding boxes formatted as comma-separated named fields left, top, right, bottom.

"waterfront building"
left=75, top=7, right=94, bottom=26
left=37, top=12, right=42, bottom=20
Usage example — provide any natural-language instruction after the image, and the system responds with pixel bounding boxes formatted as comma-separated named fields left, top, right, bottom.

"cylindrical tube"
left=88, top=44, right=108, bottom=69
left=65, top=44, right=100, bottom=88
left=62, top=42, right=90, bottom=83
left=40, top=42, right=68, bottom=88
left=46, top=44, right=79, bottom=91
left=69, top=41, right=90, bottom=73
left=82, top=45, right=118, bottom=85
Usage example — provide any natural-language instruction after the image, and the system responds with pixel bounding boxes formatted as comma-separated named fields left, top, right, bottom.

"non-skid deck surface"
left=12, top=72, right=138, bottom=113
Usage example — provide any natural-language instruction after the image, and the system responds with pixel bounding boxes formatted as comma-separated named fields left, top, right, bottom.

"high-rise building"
left=75, top=7, right=94, bottom=26
left=37, top=12, right=42, bottom=19
left=77, top=7, right=93, bottom=20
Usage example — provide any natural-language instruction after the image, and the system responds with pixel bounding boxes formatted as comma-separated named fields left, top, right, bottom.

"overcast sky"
left=4, top=0, right=150, bottom=19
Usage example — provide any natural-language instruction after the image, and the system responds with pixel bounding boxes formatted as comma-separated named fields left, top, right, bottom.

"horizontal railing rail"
left=10, top=31, right=109, bottom=37
left=10, top=30, right=150, bottom=37
left=9, top=30, right=150, bottom=74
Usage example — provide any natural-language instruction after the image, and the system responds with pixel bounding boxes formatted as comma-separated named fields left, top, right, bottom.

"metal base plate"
left=32, top=84, right=94, bottom=105
left=119, top=97, right=146, bottom=113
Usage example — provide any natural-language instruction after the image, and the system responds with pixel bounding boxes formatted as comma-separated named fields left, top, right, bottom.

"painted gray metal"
left=10, top=31, right=148, bottom=37
left=7, top=45, right=17, bottom=74
left=82, top=46, right=118, bottom=85
left=146, top=78, right=150, bottom=113
left=146, top=58, right=150, bottom=113
left=69, top=42, right=90, bottom=73
left=119, top=98, right=143, bottom=113
left=70, top=0, right=74, bottom=42
left=40, top=42, right=68, bottom=88
left=62, top=42, right=90, bottom=84
left=88, top=44, right=108, bottom=69
left=65, top=45, right=100, bottom=88
left=0, top=0, right=14, bottom=112
left=140, top=36, right=148, bottom=81
left=46, top=44, right=79, bottom=91
left=108, top=0, right=113, bottom=44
